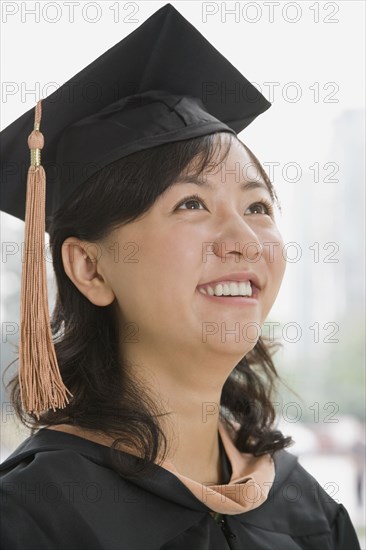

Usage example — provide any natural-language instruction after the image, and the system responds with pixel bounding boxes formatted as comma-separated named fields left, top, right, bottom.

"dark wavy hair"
left=6, top=131, right=293, bottom=477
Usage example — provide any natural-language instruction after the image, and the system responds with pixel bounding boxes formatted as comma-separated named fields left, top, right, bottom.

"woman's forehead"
left=182, top=137, right=260, bottom=184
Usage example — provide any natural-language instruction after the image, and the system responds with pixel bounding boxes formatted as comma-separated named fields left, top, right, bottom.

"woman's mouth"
left=196, top=281, right=259, bottom=305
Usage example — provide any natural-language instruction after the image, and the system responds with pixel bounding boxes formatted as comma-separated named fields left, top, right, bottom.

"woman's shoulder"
left=1, top=427, right=113, bottom=479
left=271, top=448, right=340, bottom=517
left=0, top=428, right=120, bottom=550
left=0, top=427, right=147, bottom=527
left=0, top=428, right=125, bottom=516
left=0, top=428, right=207, bottom=550
left=226, top=421, right=343, bottom=524
left=239, top=447, right=360, bottom=548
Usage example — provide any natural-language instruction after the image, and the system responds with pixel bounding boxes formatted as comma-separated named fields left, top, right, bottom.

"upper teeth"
left=199, top=281, right=252, bottom=297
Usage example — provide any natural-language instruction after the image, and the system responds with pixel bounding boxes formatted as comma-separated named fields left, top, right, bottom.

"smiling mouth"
left=197, top=281, right=259, bottom=300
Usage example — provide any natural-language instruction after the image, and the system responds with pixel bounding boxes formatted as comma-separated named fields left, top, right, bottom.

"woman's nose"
left=212, top=215, right=263, bottom=263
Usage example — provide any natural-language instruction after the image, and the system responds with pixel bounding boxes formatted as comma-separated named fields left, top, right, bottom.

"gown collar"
left=1, top=421, right=279, bottom=516
left=157, top=420, right=275, bottom=515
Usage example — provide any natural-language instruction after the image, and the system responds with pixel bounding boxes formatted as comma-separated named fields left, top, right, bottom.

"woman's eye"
left=175, top=195, right=206, bottom=210
left=174, top=195, right=274, bottom=216
left=246, top=201, right=274, bottom=216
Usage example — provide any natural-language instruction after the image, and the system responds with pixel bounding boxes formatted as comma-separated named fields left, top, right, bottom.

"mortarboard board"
left=0, top=3, right=271, bottom=417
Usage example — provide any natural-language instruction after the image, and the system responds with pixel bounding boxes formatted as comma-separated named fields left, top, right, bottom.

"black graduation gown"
left=0, top=428, right=361, bottom=550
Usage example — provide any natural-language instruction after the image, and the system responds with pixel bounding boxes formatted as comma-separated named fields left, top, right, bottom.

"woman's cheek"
left=259, top=225, right=285, bottom=260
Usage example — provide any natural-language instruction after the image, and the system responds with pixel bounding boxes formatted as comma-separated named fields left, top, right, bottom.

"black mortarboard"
left=1, top=3, right=270, bottom=227
left=0, top=3, right=271, bottom=417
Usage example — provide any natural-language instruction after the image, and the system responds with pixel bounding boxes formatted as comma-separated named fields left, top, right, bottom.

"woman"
left=0, top=4, right=361, bottom=549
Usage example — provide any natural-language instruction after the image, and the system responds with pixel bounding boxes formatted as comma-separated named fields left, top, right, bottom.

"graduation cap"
left=0, top=3, right=271, bottom=417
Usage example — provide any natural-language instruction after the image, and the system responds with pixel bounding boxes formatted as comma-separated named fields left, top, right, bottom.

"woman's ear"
left=61, top=237, right=115, bottom=306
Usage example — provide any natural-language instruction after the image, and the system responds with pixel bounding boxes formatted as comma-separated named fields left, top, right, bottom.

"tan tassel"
left=19, top=100, right=73, bottom=419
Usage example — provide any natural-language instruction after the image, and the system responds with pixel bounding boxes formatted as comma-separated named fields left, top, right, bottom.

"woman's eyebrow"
left=174, top=175, right=272, bottom=197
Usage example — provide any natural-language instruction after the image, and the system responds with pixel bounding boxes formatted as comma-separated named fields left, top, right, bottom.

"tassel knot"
left=28, top=130, right=44, bottom=151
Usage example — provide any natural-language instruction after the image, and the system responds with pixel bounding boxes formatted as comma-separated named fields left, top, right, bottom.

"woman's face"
left=98, top=134, right=286, bottom=360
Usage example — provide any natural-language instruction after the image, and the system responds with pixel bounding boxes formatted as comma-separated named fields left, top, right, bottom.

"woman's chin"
left=200, top=334, right=258, bottom=358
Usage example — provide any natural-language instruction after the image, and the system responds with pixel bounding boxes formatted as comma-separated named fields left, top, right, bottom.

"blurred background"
left=1, top=1, right=365, bottom=546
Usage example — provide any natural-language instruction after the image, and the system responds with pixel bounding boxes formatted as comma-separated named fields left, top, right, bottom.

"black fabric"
left=0, top=428, right=361, bottom=550
left=0, top=3, right=270, bottom=229
left=219, top=430, right=232, bottom=484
